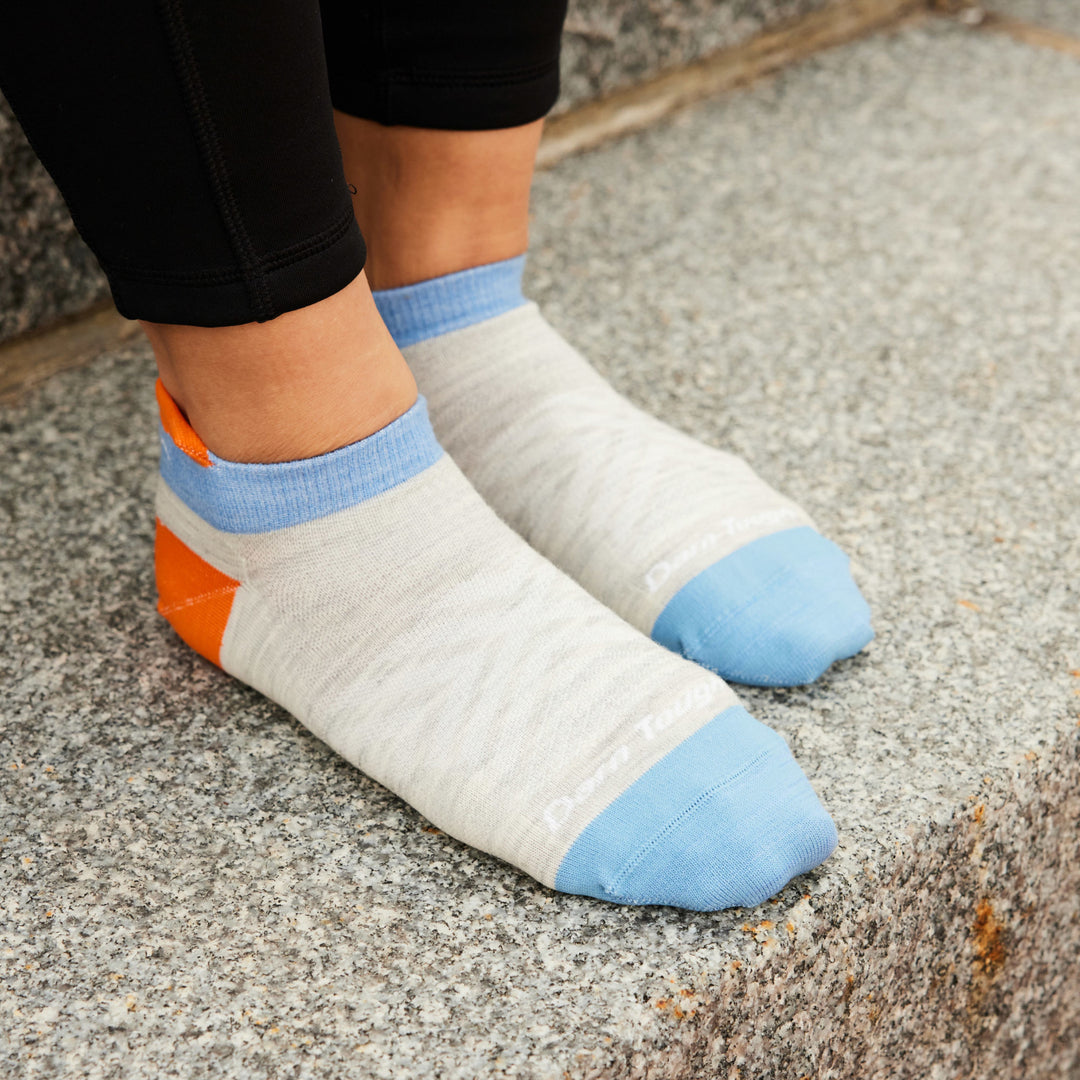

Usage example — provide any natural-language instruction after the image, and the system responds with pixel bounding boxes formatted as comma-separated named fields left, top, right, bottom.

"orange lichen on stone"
left=973, top=804, right=985, bottom=824
left=972, top=897, right=1006, bottom=976
left=742, top=919, right=777, bottom=943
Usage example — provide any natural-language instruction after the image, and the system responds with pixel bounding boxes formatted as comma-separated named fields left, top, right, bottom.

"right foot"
left=374, top=257, right=874, bottom=689
left=154, top=382, right=837, bottom=910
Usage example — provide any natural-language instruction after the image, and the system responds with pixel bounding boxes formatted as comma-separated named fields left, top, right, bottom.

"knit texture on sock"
left=154, top=381, right=836, bottom=907
left=378, top=259, right=872, bottom=687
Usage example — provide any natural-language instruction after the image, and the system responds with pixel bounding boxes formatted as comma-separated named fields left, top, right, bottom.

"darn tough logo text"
left=542, top=680, right=718, bottom=833
left=633, top=679, right=715, bottom=741
left=642, top=508, right=802, bottom=594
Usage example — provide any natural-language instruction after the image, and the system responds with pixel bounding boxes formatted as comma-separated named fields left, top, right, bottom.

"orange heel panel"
left=155, top=379, right=211, bottom=467
left=155, top=519, right=240, bottom=667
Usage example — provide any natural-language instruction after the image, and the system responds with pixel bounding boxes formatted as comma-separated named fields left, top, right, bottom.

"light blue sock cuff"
left=159, top=396, right=443, bottom=534
left=372, top=255, right=528, bottom=347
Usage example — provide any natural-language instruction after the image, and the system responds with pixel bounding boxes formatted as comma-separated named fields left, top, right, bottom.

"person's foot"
left=154, top=380, right=837, bottom=909
left=374, top=257, right=873, bottom=688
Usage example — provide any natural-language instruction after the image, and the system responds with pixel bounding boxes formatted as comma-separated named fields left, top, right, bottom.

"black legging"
left=0, top=0, right=568, bottom=327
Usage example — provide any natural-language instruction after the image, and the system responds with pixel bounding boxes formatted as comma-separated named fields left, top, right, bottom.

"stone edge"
left=580, top=724, right=1080, bottom=1079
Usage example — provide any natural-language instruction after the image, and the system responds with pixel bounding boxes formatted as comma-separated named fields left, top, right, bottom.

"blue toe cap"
left=651, top=526, right=873, bottom=687
left=554, top=705, right=838, bottom=911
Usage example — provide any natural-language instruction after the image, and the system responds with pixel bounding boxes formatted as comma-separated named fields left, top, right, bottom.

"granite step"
left=2, top=9, right=1079, bottom=1080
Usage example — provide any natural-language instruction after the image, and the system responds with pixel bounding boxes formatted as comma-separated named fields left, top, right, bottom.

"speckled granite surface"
left=0, top=102, right=109, bottom=344
left=557, top=0, right=832, bottom=111
left=0, top=0, right=836, bottom=344
left=2, top=16, right=1079, bottom=1080
left=988, top=0, right=1080, bottom=35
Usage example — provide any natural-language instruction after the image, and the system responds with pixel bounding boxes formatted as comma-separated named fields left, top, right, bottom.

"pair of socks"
left=153, top=256, right=871, bottom=911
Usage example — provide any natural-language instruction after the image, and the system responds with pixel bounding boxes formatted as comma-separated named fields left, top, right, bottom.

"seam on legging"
left=104, top=206, right=357, bottom=287
left=156, top=0, right=276, bottom=320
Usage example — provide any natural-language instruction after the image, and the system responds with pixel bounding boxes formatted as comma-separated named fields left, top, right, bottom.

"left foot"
left=374, top=257, right=873, bottom=687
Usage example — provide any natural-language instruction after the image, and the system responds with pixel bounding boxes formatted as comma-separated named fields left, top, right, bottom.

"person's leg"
left=326, top=2, right=873, bottom=687
left=143, top=274, right=414, bottom=463
left=333, top=120, right=541, bottom=291
left=317, top=0, right=557, bottom=289
left=0, top=0, right=411, bottom=462
left=320, top=0, right=560, bottom=289
left=0, top=1, right=837, bottom=907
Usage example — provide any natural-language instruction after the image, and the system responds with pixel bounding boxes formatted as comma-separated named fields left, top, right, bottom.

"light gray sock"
left=375, top=257, right=874, bottom=688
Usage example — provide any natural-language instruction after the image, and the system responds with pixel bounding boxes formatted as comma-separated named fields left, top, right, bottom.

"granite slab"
left=557, top=0, right=832, bottom=112
left=987, top=0, right=1080, bottom=36
left=0, top=102, right=109, bottom=344
left=2, top=16, right=1078, bottom=1080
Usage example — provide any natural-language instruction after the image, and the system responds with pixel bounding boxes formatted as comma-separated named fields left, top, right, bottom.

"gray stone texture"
left=0, top=103, right=109, bottom=343
left=2, top=15, right=1079, bottom=1080
left=0, top=0, right=834, bottom=345
left=557, top=0, right=832, bottom=111
left=989, top=0, right=1080, bottom=35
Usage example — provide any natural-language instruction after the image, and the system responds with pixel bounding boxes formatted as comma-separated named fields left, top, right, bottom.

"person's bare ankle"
left=142, top=272, right=416, bottom=464
left=334, top=115, right=540, bottom=290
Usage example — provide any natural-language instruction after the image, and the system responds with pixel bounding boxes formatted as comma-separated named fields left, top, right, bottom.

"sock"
left=153, top=380, right=837, bottom=909
left=374, top=256, right=873, bottom=688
